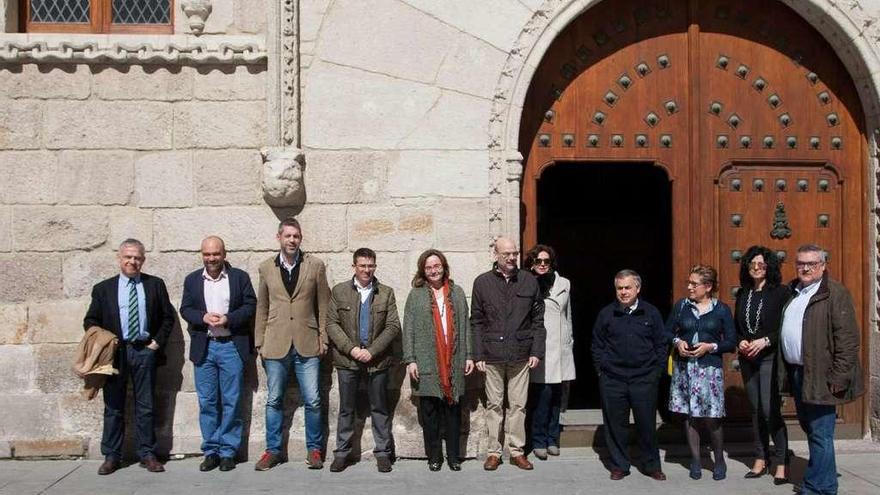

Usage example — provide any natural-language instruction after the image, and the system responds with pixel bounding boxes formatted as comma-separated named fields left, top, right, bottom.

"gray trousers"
left=333, top=367, right=392, bottom=459
left=740, top=353, right=788, bottom=465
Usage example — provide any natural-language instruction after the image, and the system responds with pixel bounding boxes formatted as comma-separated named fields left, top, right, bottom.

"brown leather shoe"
left=648, top=470, right=667, bottom=481
left=97, top=458, right=120, bottom=475
left=139, top=457, right=165, bottom=473
left=510, top=455, right=534, bottom=470
left=609, top=469, right=630, bottom=480
left=483, top=455, right=502, bottom=471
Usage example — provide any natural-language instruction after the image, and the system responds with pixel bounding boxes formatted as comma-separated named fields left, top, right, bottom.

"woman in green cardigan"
left=403, top=249, right=474, bottom=472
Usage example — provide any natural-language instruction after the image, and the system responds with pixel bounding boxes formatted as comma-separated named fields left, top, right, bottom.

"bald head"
left=494, top=237, right=519, bottom=276
left=201, top=236, right=227, bottom=278
left=201, top=236, right=226, bottom=254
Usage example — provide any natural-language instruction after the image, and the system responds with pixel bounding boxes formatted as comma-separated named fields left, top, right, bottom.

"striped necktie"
left=128, top=279, right=140, bottom=341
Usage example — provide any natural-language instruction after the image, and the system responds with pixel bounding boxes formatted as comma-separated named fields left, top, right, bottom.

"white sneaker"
left=547, top=446, right=560, bottom=456
left=533, top=448, right=548, bottom=460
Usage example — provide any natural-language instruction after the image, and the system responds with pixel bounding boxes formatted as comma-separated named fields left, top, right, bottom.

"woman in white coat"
left=525, top=244, right=576, bottom=460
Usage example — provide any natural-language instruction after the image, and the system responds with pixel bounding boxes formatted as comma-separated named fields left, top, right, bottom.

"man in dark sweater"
left=591, top=269, right=669, bottom=481
left=472, top=237, right=545, bottom=471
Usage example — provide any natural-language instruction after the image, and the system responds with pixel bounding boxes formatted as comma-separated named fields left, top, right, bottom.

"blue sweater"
left=591, top=300, right=669, bottom=378
left=666, top=298, right=736, bottom=368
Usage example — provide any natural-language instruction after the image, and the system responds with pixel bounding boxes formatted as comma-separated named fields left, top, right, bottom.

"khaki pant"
left=484, top=361, right=530, bottom=457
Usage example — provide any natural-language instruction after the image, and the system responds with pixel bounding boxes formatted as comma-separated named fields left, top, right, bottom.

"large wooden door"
left=520, top=0, right=868, bottom=433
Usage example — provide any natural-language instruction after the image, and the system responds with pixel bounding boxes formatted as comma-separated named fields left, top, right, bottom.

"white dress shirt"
left=203, top=268, right=231, bottom=337
left=780, top=280, right=821, bottom=365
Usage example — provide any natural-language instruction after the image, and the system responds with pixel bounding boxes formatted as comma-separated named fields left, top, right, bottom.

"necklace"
left=432, top=288, right=446, bottom=319
left=744, top=289, right=764, bottom=335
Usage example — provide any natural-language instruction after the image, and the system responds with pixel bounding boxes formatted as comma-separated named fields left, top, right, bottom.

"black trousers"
left=101, top=342, right=157, bottom=461
left=418, top=396, right=462, bottom=463
left=599, top=371, right=661, bottom=472
left=741, top=354, right=788, bottom=465
left=333, top=367, right=392, bottom=458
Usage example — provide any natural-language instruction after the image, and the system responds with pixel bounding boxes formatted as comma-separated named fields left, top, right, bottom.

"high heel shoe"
left=689, top=460, right=702, bottom=480
left=712, top=460, right=727, bottom=481
left=743, top=466, right=768, bottom=479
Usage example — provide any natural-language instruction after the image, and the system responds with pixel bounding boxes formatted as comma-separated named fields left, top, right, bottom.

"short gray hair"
left=614, top=269, right=642, bottom=288
left=796, top=244, right=827, bottom=262
left=119, top=238, right=146, bottom=255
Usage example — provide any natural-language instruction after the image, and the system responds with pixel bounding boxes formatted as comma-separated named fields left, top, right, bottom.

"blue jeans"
left=529, top=382, right=562, bottom=449
left=789, top=365, right=838, bottom=495
left=194, top=339, right=244, bottom=458
left=263, top=347, right=322, bottom=454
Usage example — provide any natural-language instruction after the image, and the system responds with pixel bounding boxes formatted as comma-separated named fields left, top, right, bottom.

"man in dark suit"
left=180, top=236, right=257, bottom=472
left=83, top=238, right=176, bottom=475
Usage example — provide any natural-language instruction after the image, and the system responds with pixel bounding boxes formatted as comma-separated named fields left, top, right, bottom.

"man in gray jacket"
left=471, top=237, right=545, bottom=471
left=326, top=248, right=401, bottom=473
left=779, top=244, right=864, bottom=495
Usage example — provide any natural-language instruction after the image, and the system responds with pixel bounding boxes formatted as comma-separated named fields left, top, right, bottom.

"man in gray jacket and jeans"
left=472, top=237, right=545, bottom=471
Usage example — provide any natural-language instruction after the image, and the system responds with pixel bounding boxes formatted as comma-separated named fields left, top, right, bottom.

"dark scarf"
left=537, top=271, right=556, bottom=299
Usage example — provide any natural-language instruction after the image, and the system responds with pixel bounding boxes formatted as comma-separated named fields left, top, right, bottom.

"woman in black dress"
left=734, top=246, right=790, bottom=484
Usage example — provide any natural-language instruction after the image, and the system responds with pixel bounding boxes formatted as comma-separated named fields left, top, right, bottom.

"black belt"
left=208, top=335, right=234, bottom=343
left=124, top=339, right=151, bottom=348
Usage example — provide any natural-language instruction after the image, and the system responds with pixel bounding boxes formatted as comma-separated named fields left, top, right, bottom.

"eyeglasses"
left=498, top=251, right=519, bottom=258
left=534, top=259, right=551, bottom=266
left=686, top=280, right=705, bottom=287
left=795, top=260, right=823, bottom=271
left=748, top=261, right=767, bottom=270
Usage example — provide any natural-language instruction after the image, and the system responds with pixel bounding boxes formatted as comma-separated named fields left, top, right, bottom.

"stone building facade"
left=0, top=0, right=879, bottom=460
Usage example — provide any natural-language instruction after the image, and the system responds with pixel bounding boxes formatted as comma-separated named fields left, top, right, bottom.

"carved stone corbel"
left=180, top=0, right=213, bottom=36
left=261, top=0, right=305, bottom=209
left=261, top=147, right=305, bottom=207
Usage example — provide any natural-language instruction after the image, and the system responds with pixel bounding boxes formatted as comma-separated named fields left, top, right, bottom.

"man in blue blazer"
left=180, top=236, right=257, bottom=472
left=83, top=238, right=176, bottom=475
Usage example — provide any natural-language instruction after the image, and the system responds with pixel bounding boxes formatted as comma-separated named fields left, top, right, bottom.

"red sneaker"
left=307, top=449, right=323, bottom=470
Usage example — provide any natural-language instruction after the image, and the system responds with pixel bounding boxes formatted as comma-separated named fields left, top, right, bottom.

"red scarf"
left=430, top=282, right=456, bottom=404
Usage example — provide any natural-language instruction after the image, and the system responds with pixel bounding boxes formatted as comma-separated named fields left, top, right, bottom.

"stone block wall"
left=3, top=0, right=880, bottom=459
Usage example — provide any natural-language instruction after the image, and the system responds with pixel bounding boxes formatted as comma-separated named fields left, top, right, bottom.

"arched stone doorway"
left=513, top=0, right=871, bottom=436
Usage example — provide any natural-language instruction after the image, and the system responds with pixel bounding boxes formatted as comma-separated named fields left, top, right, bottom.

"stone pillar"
left=262, top=0, right=305, bottom=209
left=504, top=152, right=524, bottom=242
left=1, top=0, right=17, bottom=33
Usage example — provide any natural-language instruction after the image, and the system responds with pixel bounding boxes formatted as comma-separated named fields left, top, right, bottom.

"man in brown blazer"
left=254, top=217, right=331, bottom=471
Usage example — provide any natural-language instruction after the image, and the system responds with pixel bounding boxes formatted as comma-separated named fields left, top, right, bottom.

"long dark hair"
left=738, top=245, right=782, bottom=290
left=411, top=249, right=451, bottom=288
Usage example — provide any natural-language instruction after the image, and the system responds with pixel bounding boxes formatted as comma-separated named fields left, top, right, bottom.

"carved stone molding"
left=262, top=0, right=305, bottom=208
left=0, top=37, right=266, bottom=65
left=180, top=0, right=214, bottom=36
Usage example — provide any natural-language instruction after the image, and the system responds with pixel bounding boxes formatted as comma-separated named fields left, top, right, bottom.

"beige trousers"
left=484, top=361, right=530, bottom=457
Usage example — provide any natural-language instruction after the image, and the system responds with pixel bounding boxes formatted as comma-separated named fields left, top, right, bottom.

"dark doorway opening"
left=536, top=162, right=673, bottom=410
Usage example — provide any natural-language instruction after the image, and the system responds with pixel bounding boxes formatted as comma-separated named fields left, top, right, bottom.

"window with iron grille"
left=23, top=0, right=174, bottom=33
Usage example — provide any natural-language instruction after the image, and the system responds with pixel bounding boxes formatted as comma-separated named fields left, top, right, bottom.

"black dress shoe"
left=200, top=454, right=220, bottom=472
left=744, top=466, right=768, bottom=479
left=219, top=457, right=236, bottom=471
left=448, top=461, right=462, bottom=471
left=428, top=460, right=442, bottom=471
left=773, top=476, right=790, bottom=485
left=98, top=458, right=120, bottom=475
